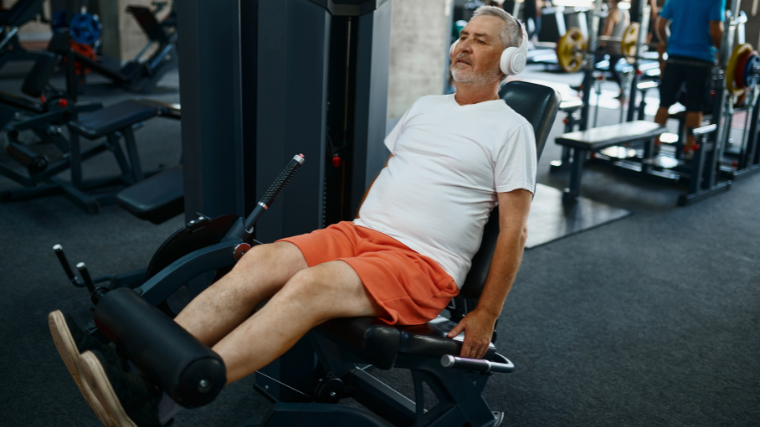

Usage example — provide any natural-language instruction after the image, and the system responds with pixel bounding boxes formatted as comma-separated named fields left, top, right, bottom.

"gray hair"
left=471, top=6, right=523, bottom=50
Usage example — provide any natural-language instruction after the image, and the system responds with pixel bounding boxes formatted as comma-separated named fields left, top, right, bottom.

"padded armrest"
left=317, top=316, right=497, bottom=370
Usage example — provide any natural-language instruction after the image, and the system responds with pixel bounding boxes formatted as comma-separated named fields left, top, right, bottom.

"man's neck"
left=454, top=83, right=501, bottom=105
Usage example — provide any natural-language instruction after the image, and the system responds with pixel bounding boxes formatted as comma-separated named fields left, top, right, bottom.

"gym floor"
left=0, top=60, right=758, bottom=426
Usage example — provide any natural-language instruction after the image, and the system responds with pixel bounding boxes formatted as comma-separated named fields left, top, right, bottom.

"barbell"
left=556, top=24, right=641, bottom=73
left=557, top=28, right=760, bottom=95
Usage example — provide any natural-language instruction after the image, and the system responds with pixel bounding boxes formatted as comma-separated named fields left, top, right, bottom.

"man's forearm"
left=474, top=226, right=527, bottom=318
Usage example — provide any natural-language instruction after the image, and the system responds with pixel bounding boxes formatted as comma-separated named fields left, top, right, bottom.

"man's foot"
left=48, top=310, right=115, bottom=426
left=79, top=350, right=165, bottom=427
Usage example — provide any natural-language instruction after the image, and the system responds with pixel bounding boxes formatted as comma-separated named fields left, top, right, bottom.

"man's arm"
left=355, top=153, right=393, bottom=219
left=710, top=21, right=723, bottom=50
left=446, top=188, right=532, bottom=359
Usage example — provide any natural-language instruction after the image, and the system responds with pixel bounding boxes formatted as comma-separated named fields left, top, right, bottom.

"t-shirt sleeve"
left=494, top=122, right=537, bottom=194
left=384, top=101, right=416, bottom=154
left=659, top=0, right=672, bottom=20
left=710, top=0, right=726, bottom=22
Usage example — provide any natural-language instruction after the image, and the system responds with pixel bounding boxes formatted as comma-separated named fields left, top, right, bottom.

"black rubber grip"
left=243, top=154, right=304, bottom=232
left=260, top=154, right=304, bottom=208
left=53, top=244, right=84, bottom=287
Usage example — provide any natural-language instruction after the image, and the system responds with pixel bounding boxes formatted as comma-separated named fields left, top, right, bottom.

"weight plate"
left=744, top=54, right=760, bottom=88
left=726, top=43, right=751, bottom=96
left=621, top=23, right=640, bottom=64
left=556, top=27, right=586, bottom=73
left=734, top=49, right=752, bottom=90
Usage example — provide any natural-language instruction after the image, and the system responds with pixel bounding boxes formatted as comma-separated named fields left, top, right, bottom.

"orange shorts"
left=278, top=221, right=459, bottom=325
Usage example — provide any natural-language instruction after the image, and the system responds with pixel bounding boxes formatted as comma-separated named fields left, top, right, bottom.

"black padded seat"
left=116, top=166, right=184, bottom=224
left=318, top=317, right=497, bottom=370
left=69, top=100, right=158, bottom=139
left=0, top=91, right=44, bottom=113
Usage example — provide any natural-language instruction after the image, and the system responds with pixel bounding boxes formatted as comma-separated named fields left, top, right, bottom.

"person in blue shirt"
left=653, top=0, right=725, bottom=156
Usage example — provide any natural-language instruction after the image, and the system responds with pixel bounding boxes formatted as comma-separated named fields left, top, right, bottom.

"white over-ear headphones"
left=450, top=21, right=529, bottom=77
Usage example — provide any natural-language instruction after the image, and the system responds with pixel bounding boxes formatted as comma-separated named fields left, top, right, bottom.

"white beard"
left=450, top=56, right=501, bottom=86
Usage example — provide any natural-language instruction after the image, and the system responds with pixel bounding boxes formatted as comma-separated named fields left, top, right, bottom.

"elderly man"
left=49, top=6, right=536, bottom=426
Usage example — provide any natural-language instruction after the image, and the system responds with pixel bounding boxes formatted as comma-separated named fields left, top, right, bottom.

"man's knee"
left=280, top=262, right=380, bottom=319
left=235, top=241, right=306, bottom=273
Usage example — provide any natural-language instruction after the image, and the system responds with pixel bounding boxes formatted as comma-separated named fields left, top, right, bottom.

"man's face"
left=450, top=15, right=505, bottom=86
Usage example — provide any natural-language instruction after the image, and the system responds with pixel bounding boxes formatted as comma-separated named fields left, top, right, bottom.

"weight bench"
left=86, top=82, right=560, bottom=427
left=115, top=101, right=183, bottom=224
left=555, top=121, right=666, bottom=203
left=46, top=99, right=160, bottom=212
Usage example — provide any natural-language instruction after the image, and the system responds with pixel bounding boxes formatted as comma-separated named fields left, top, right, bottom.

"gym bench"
left=554, top=120, right=666, bottom=203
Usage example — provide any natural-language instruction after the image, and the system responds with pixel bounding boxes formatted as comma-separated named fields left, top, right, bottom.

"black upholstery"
left=500, top=81, right=560, bottom=161
left=317, top=82, right=561, bottom=369
left=116, top=166, right=184, bottom=224
left=68, top=100, right=158, bottom=139
left=21, top=51, right=57, bottom=98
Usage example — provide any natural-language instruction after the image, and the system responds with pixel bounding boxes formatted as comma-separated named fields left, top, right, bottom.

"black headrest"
left=22, top=51, right=57, bottom=98
left=459, top=81, right=560, bottom=298
left=499, top=81, right=561, bottom=161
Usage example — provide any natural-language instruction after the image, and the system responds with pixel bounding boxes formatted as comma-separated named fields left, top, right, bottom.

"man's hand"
left=446, top=308, right=498, bottom=359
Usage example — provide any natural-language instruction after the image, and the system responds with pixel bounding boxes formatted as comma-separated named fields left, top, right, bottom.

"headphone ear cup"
left=450, top=39, right=459, bottom=58
left=500, top=47, right=518, bottom=75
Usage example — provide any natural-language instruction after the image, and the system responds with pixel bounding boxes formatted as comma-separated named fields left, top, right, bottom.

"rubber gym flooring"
left=0, top=61, right=758, bottom=426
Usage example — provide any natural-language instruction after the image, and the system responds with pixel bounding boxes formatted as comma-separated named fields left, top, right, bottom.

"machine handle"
left=243, top=154, right=305, bottom=232
left=53, top=244, right=84, bottom=288
left=441, top=354, right=514, bottom=374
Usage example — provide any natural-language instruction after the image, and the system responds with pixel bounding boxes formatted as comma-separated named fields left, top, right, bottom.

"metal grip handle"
left=260, top=154, right=304, bottom=208
left=440, top=355, right=515, bottom=374
left=243, top=154, right=305, bottom=232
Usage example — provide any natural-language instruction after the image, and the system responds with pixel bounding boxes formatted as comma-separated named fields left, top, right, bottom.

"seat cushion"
left=317, top=315, right=496, bottom=370
left=116, top=166, right=184, bottom=224
left=69, top=100, right=158, bottom=139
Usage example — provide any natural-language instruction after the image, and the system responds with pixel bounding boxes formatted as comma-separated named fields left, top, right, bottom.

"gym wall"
left=386, top=0, right=452, bottom=122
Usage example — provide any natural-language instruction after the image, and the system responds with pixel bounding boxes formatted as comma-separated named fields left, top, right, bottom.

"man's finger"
left=447, top=322, right=465, bottom=339
left=460, top=342, right=472, bottom=358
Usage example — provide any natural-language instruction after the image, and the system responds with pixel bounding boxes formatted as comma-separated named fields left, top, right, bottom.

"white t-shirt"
left=354, top=94, right=537, bottom=287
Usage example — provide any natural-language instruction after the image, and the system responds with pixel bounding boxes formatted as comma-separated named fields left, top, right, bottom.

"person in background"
left=572, top=0, right=630, bottom=99
left=653, top=0, right=724, bottom=157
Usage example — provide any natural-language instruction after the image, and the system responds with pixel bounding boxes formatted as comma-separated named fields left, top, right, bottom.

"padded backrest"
left=458, top=81, right=560, bottom=298
left=22, top=51, right=57, bottom=97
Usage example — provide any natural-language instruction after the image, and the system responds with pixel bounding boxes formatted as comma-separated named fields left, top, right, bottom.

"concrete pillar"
left=386, top=0, right=452, bottom=120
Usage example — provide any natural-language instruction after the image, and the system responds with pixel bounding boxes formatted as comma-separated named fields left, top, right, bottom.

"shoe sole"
left=79, top=351, right=138, bottom=427
left=48, top=311, right=113, bottom=427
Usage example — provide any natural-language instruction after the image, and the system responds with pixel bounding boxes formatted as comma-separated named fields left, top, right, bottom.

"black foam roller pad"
left=94, top=288, right=226, bottom=408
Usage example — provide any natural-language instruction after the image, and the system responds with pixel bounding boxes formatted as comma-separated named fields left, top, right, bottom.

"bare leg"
left=654, top=106, right=670, bottom=145
left=212, top=260, right=383, bottom=383
left=173, top=241, right=308, bottom=347
left=685, top=111, right=703, bottom=152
